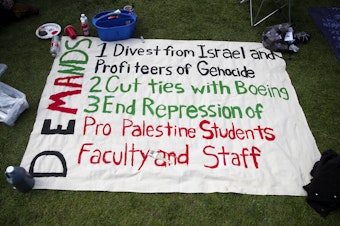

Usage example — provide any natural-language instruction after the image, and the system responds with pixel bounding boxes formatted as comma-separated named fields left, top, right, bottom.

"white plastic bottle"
left=80, top=14, right=90, bottom=36
left=50, top=35, right=60, bottom=57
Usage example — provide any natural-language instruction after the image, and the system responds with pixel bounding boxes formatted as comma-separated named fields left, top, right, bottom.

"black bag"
left=303, top=149, right=340, bottom=217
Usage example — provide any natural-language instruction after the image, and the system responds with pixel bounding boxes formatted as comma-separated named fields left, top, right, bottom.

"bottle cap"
left=6, top=166, right=14, bottom=173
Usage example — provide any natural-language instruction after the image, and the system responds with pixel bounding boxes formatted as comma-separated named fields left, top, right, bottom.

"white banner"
left=21, top=37, right=320, bottom=195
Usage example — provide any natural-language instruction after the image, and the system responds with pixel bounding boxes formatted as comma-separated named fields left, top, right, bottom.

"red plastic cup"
left=65, top=25, right=77, bottom=39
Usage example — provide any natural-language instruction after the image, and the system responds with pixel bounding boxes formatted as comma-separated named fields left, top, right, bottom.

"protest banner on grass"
left=21, top=37, right=320, bottom=195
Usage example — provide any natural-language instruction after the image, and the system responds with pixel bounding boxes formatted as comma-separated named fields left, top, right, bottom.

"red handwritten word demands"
left=48, top=39, right=92, bottom=114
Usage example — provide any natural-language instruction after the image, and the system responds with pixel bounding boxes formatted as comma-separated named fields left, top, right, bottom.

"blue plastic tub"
left=92, top=10, right=136, bottom=41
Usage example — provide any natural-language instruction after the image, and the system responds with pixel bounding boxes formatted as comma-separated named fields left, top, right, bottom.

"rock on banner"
left=21, top=37, right=321, bottom=195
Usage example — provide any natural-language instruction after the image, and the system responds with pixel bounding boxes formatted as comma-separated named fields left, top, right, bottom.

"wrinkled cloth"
left=303, top=149, right=340, bottom=217
left=262, top=23, right=292, bottom=52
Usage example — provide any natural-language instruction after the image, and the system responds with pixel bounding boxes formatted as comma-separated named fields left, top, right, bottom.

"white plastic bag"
left=0, top=82, right=29, bottom=126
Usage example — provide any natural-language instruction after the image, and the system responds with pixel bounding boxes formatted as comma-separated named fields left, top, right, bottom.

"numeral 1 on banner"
left=96, top=43, right=107, bottom=57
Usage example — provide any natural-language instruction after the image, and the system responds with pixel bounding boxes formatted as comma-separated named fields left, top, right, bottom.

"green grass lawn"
left=1, top=0, right=339, bottom=225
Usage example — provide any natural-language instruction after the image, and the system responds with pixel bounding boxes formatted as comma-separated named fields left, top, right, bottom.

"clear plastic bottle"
left=50, top=35, right=60, bottom=57
left=80, top=14, right=90, bottom=36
